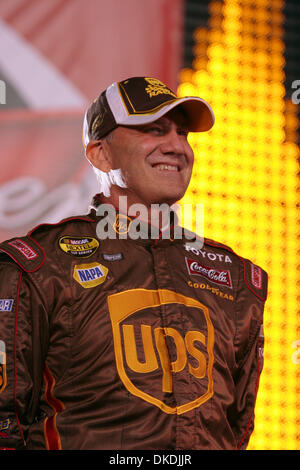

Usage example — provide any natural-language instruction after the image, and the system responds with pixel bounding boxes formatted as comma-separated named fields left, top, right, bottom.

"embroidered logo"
left=250, top=263, right=262, bottom=289
left=113, top=214, right=132, bottom=235
left=59, top=236, right=99, bottom=258
left=8, top=239, right=37, bottom=260
left=187, top=281, right=234, bottom=301
left=184, top=243, right=232, bottom=263
left=145, top=77, right=177, bottom=99
left=0, top=418, right=10, bottom=430
left=91, top=108, right=107, bottom=135
left=0, top=340, right=7, bottom=394
left=102, top=252, right=123, bottom=262
left=185, top=258, right=232, bottom=289
left=0, top=299, right=13, bottom=312
left=108, top=289, right=214, bottom=415
left=73, top=262, right=108, bottom=288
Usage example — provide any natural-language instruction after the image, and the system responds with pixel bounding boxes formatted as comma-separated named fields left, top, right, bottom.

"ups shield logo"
left=108, top=289, right=214, bottom=414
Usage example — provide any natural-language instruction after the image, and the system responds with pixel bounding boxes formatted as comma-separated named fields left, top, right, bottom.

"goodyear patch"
left=73, top=262, right=108, bottom=288
left=59, top=236, right=99, bottom=258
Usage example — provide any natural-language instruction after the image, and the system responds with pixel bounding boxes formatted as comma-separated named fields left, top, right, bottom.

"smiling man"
left=87, top=109, right=194, bottom=208
left=0, top=77, right=268, bottom=450
left=83, top=77, right=213, bottom=214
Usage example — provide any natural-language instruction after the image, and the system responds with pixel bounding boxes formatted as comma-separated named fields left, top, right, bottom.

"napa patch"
left=73, top=262, right=108, bottom=288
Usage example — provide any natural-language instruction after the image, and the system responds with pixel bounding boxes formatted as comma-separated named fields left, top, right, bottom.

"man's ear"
left=86, top=140, right=112, bottom=173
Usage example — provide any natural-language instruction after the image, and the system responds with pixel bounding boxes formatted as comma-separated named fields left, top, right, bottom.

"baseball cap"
left=82, top=76, right=214, bottom=147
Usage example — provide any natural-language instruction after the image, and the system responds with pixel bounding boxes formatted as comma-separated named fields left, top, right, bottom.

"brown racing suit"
left=0, top=202, right=267, bottom=450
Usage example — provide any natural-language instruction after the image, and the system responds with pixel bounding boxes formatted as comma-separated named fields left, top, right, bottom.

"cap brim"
left=117, top=97, right=215, bottom=132
left=176, top=98, right=215, bottom=132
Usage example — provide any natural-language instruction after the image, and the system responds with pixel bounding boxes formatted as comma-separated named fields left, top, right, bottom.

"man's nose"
left=159, top=129, right=185, bottom=155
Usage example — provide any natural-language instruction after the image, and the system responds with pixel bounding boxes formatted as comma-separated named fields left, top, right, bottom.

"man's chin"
left=113, top=186, right=187, bottom=208
left=147, top=191, right=185, bottom=207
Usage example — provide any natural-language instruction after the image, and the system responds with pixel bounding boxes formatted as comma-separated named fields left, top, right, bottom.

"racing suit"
left=0, top=201, right=267, bottom=450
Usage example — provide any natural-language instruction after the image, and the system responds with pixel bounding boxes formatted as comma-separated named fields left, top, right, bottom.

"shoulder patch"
left=242, top=259, right=268, bottom=301
left=204, top=238, right=268, bottom=301
left=0, top=236, right=45, bottom=272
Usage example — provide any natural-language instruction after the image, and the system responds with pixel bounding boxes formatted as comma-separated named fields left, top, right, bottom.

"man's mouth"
left=152, top=163, right=180, bottom=172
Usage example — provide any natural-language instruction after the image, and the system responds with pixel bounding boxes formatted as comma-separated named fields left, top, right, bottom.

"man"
left=0, top=77, right=267, bottom=450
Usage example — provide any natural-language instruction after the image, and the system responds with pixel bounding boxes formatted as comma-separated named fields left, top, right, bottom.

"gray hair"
left=90, top=132, right=127, bottom=197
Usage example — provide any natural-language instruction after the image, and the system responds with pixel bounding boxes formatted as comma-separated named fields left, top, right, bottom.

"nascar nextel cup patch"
left=59, top=236, right=99, bottom=258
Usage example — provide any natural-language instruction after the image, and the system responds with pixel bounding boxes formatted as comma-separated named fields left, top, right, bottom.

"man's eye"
left=148, top=126, right=164, bottom=134
left=178, top=128, right=189, bottom=137
left=152, top=127, right=164, bottom=134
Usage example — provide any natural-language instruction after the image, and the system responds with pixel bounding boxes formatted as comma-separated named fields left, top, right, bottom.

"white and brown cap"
left=82, top=76, right=214, bottom=147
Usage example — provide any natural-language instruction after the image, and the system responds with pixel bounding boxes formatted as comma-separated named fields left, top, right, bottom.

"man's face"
left=101, top=108, right=195, bottom=206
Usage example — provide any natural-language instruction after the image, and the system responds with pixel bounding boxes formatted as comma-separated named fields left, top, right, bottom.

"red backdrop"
left=0, top=0, right=183, bottom=240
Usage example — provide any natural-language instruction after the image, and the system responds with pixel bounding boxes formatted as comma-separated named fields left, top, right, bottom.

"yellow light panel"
left=178, top=0, right=300, bottom=450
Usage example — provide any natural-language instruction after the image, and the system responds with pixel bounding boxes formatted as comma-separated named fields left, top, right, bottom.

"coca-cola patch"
left=185, top=258, right=232, bottom=289
left=250, top=263, right=262, bottom=289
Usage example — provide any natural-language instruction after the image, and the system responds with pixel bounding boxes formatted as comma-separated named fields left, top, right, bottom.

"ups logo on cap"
left=108, top=289, right=214, bottom=414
